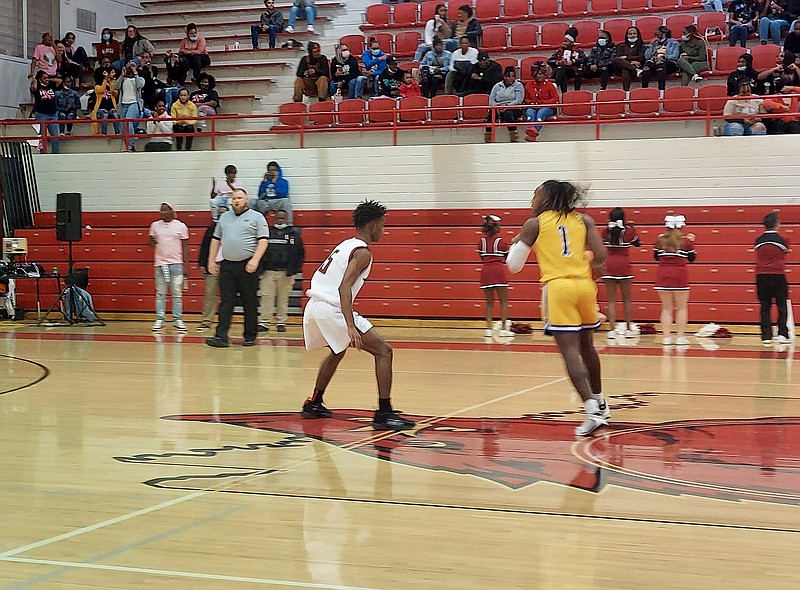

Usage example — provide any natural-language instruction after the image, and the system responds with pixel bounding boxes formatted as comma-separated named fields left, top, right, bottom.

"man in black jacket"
left=461, top=51, right=502, bottom=96
left=258, top=209, right=305, bottom=333
left=251, top=0, right=284, bottom=50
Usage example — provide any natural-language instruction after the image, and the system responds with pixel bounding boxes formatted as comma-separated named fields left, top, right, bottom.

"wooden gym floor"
left=1, top=320, right=799, bottom=589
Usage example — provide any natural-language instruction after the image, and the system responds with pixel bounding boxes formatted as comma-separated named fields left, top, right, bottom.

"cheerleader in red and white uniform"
left=478, top=215, right=513, bottom=337
left=602, top=207, right=641, bottom=338
left=654, top=214, right=696, bottom=346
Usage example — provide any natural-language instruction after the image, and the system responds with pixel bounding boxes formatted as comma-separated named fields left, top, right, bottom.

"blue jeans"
left=119, top=102, right=142, bottom=149
left=34, top=112, right=60, bottom=154
left=57, top=110, right=77, bottom=134
left=414, top=43, right=432, bottom=62
left=445, top=38, right=459, bottom=52
left=329, top=76, right=367, bottom=99
left=164, top=87, right=182, bottom=112
left=288, top=5, right=316, bottom=28
left=525, top=107, right=554, bottom=132
left=724, top=122, right=766, bottom=135
left=155, top=263, right=184, bottom=321
left=251, top=23, right=279, bottom=48
left=702, top=0, right=723, bottom=11
left=96, top=109, right=120, bottom=134
left=729, top=24, right=751, bottom=47
left=759, top=18, right=789, bottom=44
left=111, top=57, right=141, bottom=71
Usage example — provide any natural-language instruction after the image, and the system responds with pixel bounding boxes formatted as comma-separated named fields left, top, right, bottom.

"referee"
left=206, top=188, right=269, bottom=347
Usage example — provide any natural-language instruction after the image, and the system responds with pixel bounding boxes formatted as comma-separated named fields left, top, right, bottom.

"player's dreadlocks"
left=535, top=180, right=587, bottom=217
left=353, top=199, right=387, bottom=229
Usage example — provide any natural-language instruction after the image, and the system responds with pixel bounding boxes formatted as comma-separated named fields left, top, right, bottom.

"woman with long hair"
left=602, top=207, right=640, bottom=338
left=113, top=25, right=155, bottom=71
left=654, top=214, right=696, bottom=345
left=478, top=215, right=514, bottom=337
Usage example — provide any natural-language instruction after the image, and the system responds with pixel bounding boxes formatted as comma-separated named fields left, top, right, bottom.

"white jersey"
left=307, top=237, right=372, bottom=308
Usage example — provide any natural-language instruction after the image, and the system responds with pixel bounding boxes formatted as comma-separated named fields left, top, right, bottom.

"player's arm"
left=507, top=218, right=539, bottom=274
left=583, top=214, right=607, bottom=279
left=339, top=248, right=372, bottom=350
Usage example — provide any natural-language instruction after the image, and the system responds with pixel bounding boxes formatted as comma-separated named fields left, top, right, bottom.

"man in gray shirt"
left=206, top=188, right=269, bottom=347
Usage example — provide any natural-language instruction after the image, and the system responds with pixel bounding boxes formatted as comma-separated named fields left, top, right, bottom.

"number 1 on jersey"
left=557, top=225, right=571, bottom=257
left=318, top=249, right=340, bottom=274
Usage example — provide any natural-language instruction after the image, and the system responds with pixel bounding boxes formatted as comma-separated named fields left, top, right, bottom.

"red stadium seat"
left=636, top=16, right=664, bottom=41
left=308, top=101, right=334, bottom=126
left=697, top=12, right=726, bottom=39
left=665, top=14, right=696, bottom=35
left=481, top=26, right=509, bottom=51
left=393, top=3, right=419, bottom=26
left=476, top=0, right=501, bottom=21
left=562, top=0, right=589, bottom=15
left=367, top=97, right=396, bottom=126
left=340, top=35, right=366, bottom=54
left=628, top=87, right=660, bottom=117
left=509, top=23, right=538, bottom=50
left=595, top=89, right=627, bottom=118
left=560, top=90, right=593, bottom=118
left=593, top=0, right=619, bottom=14
left=603, top=18, right=633, bottom=44
left=573, top=20, right=600, bottom=43
left=366, top=4, right=391, bottom=27
left=337, top=99, right=366, bottom=126
left=619, top=0, right=647, bottom=11
left=399, top=96, right=428, bottom=123
left=420, top=1, right=439, bottom=22
left=714, top=46, right=741, bottom=73
left=695, top=84, right=728, bottom=115
left=430, top=94, right=460, bottom=123
left=750, top=43, right=781, bottom=71
left=651, top=0, right=680, bottom=7
left=448, top=0, right=467, bottom=21
left=503, top=0, right=531, bottom=19
left=532, top=0, right=558, bottom=16
left=541, top=22, right=570, bottom=47
left=662, top=86, right=695, bottom=116
left=462, top=93, right=489, bottom=121
left=276, top=102, right=306, bottom=128
left=371, top=33, right=394, bottom=53
left=394, top=32, right=421, bottom=57
left=494, top=57, right=519, bottom=74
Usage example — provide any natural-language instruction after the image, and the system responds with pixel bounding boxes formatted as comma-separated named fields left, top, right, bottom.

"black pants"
left=173, top=124, right=195, bottom=150
left=641, top=60, right=678, bottom=90
left=767, top=119, right=800, bottom=135
left=144, top=141, right=172, bottom=152
left=757, top=274, right=789, bottom=340
left=581, top=66, right=610, bottom=89
left=554, top=66, right=581, bottom=92
left=216, top=259, right=259, bottom=342
left=485, top=108, right=522, bottom=132
left=180, top=54, right=211, bottom=82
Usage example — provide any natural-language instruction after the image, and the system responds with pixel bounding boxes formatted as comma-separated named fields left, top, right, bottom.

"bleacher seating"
left=13, top=206, right=799, bottom=323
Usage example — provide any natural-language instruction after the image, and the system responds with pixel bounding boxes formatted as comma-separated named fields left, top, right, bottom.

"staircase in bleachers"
left=13, top=206, right=799, bottom=324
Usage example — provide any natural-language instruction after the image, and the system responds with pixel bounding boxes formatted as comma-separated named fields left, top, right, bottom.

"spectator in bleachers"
left=138, top=52, right=166, bottom=110
left=761, top=79, right=800, bottom=132
left=177, top=23, right=212, bottom=83
left=785, top=21, right=800, bottom=53
left=759, top=0, right=792, bottom=45
left=723, top=80, right=767, bottom=134
left=211, top=165, right=246, bottom=215
left=726, top=53, right=758, bottom=94
left=30, top=71, right=60, bottom=154
left=258, top=209, right=304, bottom=334
left=462, top=50, right=502, bottom=96
left=149, top=202, right=189, bottom=331
left=190, top=73, right=220, bottom=116
left=523, top=61, right=559, bottom=142
left=56, top=75, right=81, bottom=136
left=145, top=100, right=174, bottom=151
left=252, top=0, right=285, bottom=50
left=446, top=36, right=479, bottom=95
left=255, top=161, right=293, bottom=223
left=293, top=41, right=330, bottom=102
left=62, top=33, right=89, bottom=73
left=378, top=57, right=405, bottom=97
left=29, top=33, right=58, bottom=80
left=97, top=28, right=121, bottom=66
left=115, top=61, right=146, bottom=151
left=414, top=3, right=451, bottom=62
left=364, top=37, right=390, bottom=93
left=171, top=88, right=198, bottom=150
left=286, top=0, right=317, bottom=34
left=614, top=26, right=646, bottom=92
left=728, top=0, right=760, bottom=48
left=582, top=30, right=616, bottom=90
left=94, top=57, right=114, bottom=85
left=756, top=49, right=800, bottom=93
left=113, top=25, right=156, bottom=71
left=702, top=0, right=725, bottom=11
left=91, top=67, right=120, bottom=135
left=448, top=4, right=482, bottom=51
left=55, top=40, right=82, bottom=82
left=329, top=44, right=368, bottom=99
left=641, top=26, right=680, bottom=91
left=197, top=204, right=226, bottom=331
left=488, top=66, right=524, bottom=143
left=420, top=37, right=452, bottom=98
left=677, top=25, right=709, bottom=85
left=548, top=32, right=586, bottom=93
left=399, top=70, right=423, bottom=98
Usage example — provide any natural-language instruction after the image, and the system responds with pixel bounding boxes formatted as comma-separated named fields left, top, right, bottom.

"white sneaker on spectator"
left=484, top=329, right=493, bottom=337
left=307, top=24, right=315, bottom=33
left=173, top=320, right=187, bottom=331
left=762, top=339, right=772, bottom=346
left=635, top=68, right=643, bottom=77
left=152, top=319, right=164, bottom=330
left=776, top=335, right=791, bottom=345
left=285, top=25, right=294, bottom=33
left=691, top=74, right=703, bottom=83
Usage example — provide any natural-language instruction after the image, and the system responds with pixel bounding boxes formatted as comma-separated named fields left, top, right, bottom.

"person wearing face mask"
left=293, top=41, right=330, bottom=101
left=251, top=0, right=285, bottom=50
left=177, top=23, right=211, bottom=83
left=614, top=26, right=646, bottom=91
left=641, top=26, right=680, bottom=91
left=582, top=30, right=616, bottom=90
left=258, top=209, right=304, bottom=334
left=145, top=100, right=174, bottom=151
left=329, top=44, right=367, bottom=99
left=96, top=28, right=121, bottom=65
left=727, top=53, right=758, bottom=95
left=363, top=38, right=390, bottom=94
left=676, top=25, right=709, bottom=85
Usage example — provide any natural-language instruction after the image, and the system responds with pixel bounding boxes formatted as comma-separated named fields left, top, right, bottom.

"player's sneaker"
left=302, top=398, right=332, bottom=418
left=372, top=410, right=416, bottom=430
left=597, top=398, right=611, bottom=420
left=152, top=319, right=164, bottom=330
left=575, top=399, right=607, bottom=437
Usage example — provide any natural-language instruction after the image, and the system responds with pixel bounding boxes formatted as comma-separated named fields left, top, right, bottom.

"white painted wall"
left=31, top=136, right=800, bottom=213
left=0, top=56, right=32, bottom=119
left=59, top=0, right=142, bottom=54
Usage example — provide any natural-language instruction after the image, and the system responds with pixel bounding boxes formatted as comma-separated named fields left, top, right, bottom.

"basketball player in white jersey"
left=302, top=200, right=416, bottom=430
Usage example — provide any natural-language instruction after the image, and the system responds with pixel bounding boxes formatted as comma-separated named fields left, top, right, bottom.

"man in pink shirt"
left=29, top=32, right=58, bottom=79
left=148, top=202, right=190, bottom=331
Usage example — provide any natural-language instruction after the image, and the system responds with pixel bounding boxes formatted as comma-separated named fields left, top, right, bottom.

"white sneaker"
left=307, top=24, right=315, bottom=33
left=675, top=336, right=690, bottom=346
left=624, top=329, right=638, bottom=338
left=629, top=322, right=640, bottom=334
left=606, top=330, right=617, bottom=339
left=498, top=329, right=515, bottom=337
left=635, top=68, right=643, bottom=77
left=776, top=335, right=791, bottom=344
left=662, top=336, right=672, bottom=345
left=173, top=320, right=187, bottom=331
left=152, top=319, right=164, bottom=330
left=575, top=399, right=607, bottom=436
left=615, top=322, right=626, bottom=335
left=762, top=339, right=772, bottom=346
left=691, top=74, right=703, bottom=83
left=597, top=398, right=611, bottom=420
left=484, top=329, right=493, bottom=337
left=285, top=25, right=294, bottom=33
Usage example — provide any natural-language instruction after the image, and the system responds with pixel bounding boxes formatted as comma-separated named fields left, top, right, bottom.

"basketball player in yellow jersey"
left=506, top=180, right=610, bottom=436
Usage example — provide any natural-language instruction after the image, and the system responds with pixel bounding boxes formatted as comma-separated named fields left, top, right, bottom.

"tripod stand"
left=38, top=241, right=104, bottom=326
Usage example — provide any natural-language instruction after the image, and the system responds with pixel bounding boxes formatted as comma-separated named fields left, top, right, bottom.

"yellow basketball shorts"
left=541, top=277, right=600, bottom=333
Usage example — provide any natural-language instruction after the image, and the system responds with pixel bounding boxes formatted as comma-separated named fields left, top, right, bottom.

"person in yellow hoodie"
left=91, top=68, right=120, bottom=135
left=170, top=88, right=197, bottom=150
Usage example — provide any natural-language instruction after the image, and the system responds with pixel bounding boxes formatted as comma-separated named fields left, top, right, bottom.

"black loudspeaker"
left=56, top=192, right=82, bottom=242
left=65, top=267, right=89, bottom=289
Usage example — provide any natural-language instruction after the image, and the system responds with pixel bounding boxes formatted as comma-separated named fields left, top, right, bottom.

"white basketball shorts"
left=303, top=299, right=374, bottom=354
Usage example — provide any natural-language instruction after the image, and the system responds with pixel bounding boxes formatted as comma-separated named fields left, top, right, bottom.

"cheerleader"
left=602, top=207, right=641, bottom=338
left=478, top=215, right=514, bottom=337
left=654, top=214, right=696, bottom=345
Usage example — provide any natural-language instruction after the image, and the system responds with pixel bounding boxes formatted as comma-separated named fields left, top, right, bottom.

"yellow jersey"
left=533, top=210, right=592, bottom=284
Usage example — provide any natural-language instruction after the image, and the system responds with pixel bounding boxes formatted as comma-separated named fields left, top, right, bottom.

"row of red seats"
left=363, top=0, right=702, bottom=30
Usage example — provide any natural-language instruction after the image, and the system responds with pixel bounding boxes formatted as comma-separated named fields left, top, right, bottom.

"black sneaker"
left=257, top=324, right=269, bottom=333
left=242, top=339, right=256, bottom=347
left=372, top=411, right=416, bottom=431
left=277, top=324, right=286, bottom=333
left=205, top=336, right=229, bottom=348
left=302, top=398, right=333, bottom=418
